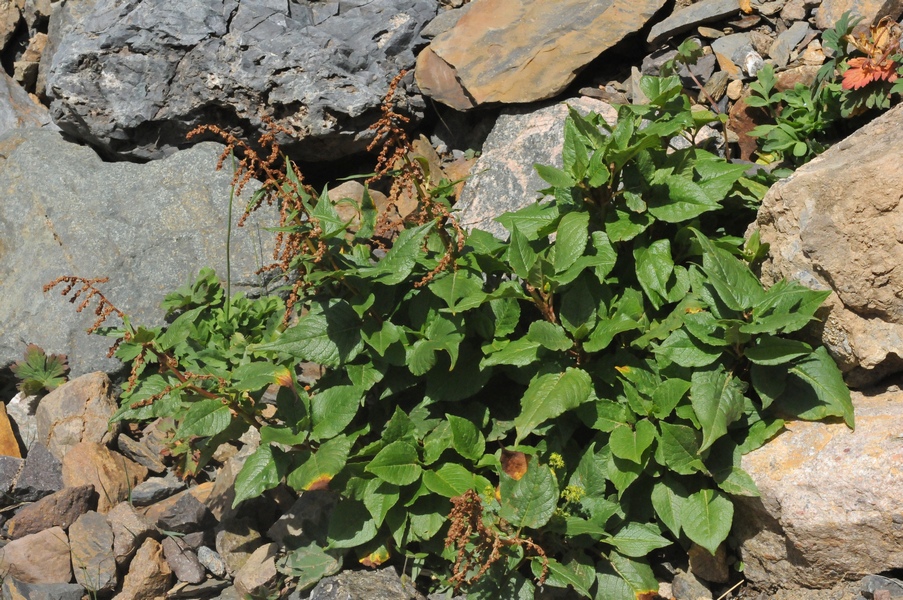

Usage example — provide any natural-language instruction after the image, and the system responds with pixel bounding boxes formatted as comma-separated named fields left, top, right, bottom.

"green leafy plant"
left=10, top=344, right=69, bottom=395
left=746, top=12, right=903, bottom=167
left=50, top=74, right=853, bottom=598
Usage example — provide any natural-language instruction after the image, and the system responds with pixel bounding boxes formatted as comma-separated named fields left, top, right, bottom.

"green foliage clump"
left=11, top=344, right=69, bottom=395
left=58, top=75, right=852, bottom=598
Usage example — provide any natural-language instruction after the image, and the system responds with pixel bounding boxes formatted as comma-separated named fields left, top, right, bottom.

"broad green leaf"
left=554, top=212, right=590, bottom=273
left=651, top=478, right=688, bottom=537
left=430, top=269, right=485, bottom=313
left=648, top=175, right=719, bottom=223
left=535, top=163, right=576, bottom=188
left=690, top=368, right=744, bottom=452
left=580, top=399, right=631, bottom=433
left=563, top=117, right=590, bottom=179
left=422, top=463, right=476, bottom=497
left=408, top=495, right=449, bottom=540
left=605, top=208, right=653, bottom=242
left=786, top=347, right=854, bottom=428
left=447, top=414, right=486, bottom=462
left=694, top=158, right=749, bottom=201
left=534, top=556, right=594, bottom=597
left=277, top=546, right=341, bottom=590
left=357, top=221, right=433, bottom=285
left=490, top=297, right=521, bottom=338
left=515, top=368, right=593, bottom=444
left=365, top=441, right=422, bottom=486
left=634, top=239, right=673, bottom=306
left=682, top=488, right=733, bottom=555
left=499, top=463, right=557, bottom=529
left=361, top=321, right=401, bottom=356
left=260, top=426, right=307, bottom=446
left=655, top=422, right=706, bottom=475
left=176, top=399, right=231, bottom=440
left=155, top=306, right=204, bottom=350
left=651, top=378, right=691, bottom=418
left=287, top=435, right=352, bottom=491
left=639, top=74, right=682, bottom=104
left=481, top=337, right=542, bottom=367
left=607, top=452, right=644, bottom=495
left=713, top=465, right=760, bottom=496
left=233, top=444, right=282, bottom=507
left=608, top=522, right=672, bottom=557
left=693, top=229, right=765, bottom=311
left=407, top=339, right=439, bottom=376
left=744, top=335, right=812, bottom=365
left=526, top=321, right=572, bottom=351
left=327, top=499, right=378, bottom=549
left=569, top=443, right=609, bottom=496
left=609, top=419, right=656, bottom=464
left=496, top=201, right=559, bottom=239
left=361, top=479, right=399, bottom=527
left=559, top=277, right=597, bottom=337
left=750, top=363, right=787, bottom=409
left=252, top=301, right=363, bottom=367
left=508, top=226, right=538, bottom=280
left=655, top=329, right=721, bottom=368
left=311, top=386, right=363, bottom=441
left=231, top=361, right=282, bottom=392
left=607, top=552, right=659, bottom=598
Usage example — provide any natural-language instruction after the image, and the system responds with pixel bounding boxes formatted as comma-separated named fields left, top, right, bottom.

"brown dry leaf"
left=501, top=449, right=529, bottom=480
left=738, top=0, right=753, bottom=14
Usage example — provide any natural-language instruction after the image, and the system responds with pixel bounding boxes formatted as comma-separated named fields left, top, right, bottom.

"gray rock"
left=146, top=488, right=214, bottom=534
left=768, top=20, right=810, bottom=68
left=861, top=575, right=903, bottom=598
left=166, top=579, right=232, bottom=599
left=129, top=474, right=187, bottom=506
left=9, top=441, right=60, bottom=503
left=455, top=97, right=616, bottom=240
left=420, top=4, right=472, bottom=38
left=5, top=484, right=95, bottom=539
left=233, top=542, right=277, bottom=598
left=215, top=516, right=262, bottom=576
left=0, top=454, right=24, bottom=502
left=0, top=577, right=86, bottom=600
left=306, top=568, right=422, bottom=600
left=34, top=372, right=118, bottom=461
left=197, top=545, right=227, bottom=578
left=108, top=501, right=157, bottom=567
left=162, top=536, right=206, bottom=584
left=267, top=492, right=335, bottom=546
left=0, top=129, right=271, bottom=377
left=671, top=570, right=713, bottom=600
left=69, top=511, right=117, bottom=593
left=647, top=0, right=745, bottom=46
left=45, top=0, right=437, bottom=162
left=117, top=433, right=167, bottom=474
left=711, top=32, right=754, bottom=66
left=0, top=72, right=58, bottom=139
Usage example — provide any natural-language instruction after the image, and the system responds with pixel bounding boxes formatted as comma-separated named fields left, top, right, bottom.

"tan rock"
left=0, top=527, right=72, bottom=584
left=754, top=102, right=903, bottom=386
left=0, top=401, right=21, bottom=457
left=36, top=372, right=121, bottom=461
left=233, top=542, right=278, bottom=597
left=62, top=442, right=147, bottom=513
left=142, top=482, right=214, bottom=533
left=70, top=511, right=117, bottom=593
left=6, top=484, right=95, bottom=539
left=108, top=501, right=157, bottom=567
left=815, top=0, right=903, bottom=31
left=416, top=0, right=666, bottom=108
left=113, top=538, right=172, bottom=600
left=737, top=389, right=903, bottom=587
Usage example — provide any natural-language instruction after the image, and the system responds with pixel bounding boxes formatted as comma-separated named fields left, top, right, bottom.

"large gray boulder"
left=0, top=128, right=271, bottom=377
left=754, top=102, right=903, bottom=387
left=44, top=0, right=437, bottom=162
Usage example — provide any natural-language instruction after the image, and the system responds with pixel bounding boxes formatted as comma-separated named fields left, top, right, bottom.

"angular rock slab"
left=45, top=0, right=437, bottom=162
left=736, top=389, right=903, bottom=588
left=62, top=442, right=147, bottom=513
left=754, top=103, right=903, bottom=387
left=815, top=0, right=903, bottom=30
left=0, top=128, right=270, bottom=377
left=454, top=97, right=616, bottom=239
left=70, top=511, right=118, bottom=593
left=0, top=526, right=72, bottom=584
left=416, top=0, right=667, bottom=109
left=35, top=372, right=119, bottom=461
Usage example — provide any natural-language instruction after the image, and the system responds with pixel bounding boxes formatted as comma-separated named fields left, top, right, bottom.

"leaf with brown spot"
left=358, top=543, right=391, bottom=568
left=501, top=449, right=529, bottom=480
left=307, top=475, right=332, bottom=491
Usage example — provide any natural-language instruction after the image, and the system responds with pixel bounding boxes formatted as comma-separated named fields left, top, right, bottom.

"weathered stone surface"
left=754, top=103, right=903, bottom=387
left=0, top=526, right=72, bottom=584
left=207, top=432, right=258, bottom=521
left=5, top=391, right=39, bottom=452
left=143, top=482, right=214, bottom=533
left=215, top=516, right=262, bottom=576
left=129, top=474, right=186, bottom=506
left=815, top=0, right=903, bottom=30
left=455, top=97, right=616, bottom=239
left=166, top=579, right=231, bottom=599
left=62, top=442, right=147, bottom=513
left=736, top=389, right=903, bottom=588
left=0, top=400, right=21, bottom=457
left=113, top=538, right=172, bottom=600
left=0, top=0, right=21, bottom=51
left=768, top=21, right=810, bottom=68
left=35, top=372, right=118, bottom=460
left=162, top=536, right=206, bottom=584
left=416, top=0, right=666, bottom=109
left=0, top=72, right=56, bottom=139
left=6, top=484, right=95, bottom=539
left=45, top=0, right=437, bottom=162
left=117, top=433, right=166, bottom=474
left=0, top=454, right=23, bottom=500
left=109, top=501, right=157, bottom=567
left=0, top=577, right=86, bottom=600
left=307, top=567, right=422, bottom=600
left=266, top=491, right=335, bottom=546
left=233, top=542, right=277, bottom=598
left=647, top=0, right=743, bottom=46
left=70, top=511, right=117, bottom=593
left=0, top=129, right=271, bottom=377
left=11, top=441, right=63, bottom=503
left=197, top=545, right=227, bottom=578
left=670, top=570, right=713, bottom=600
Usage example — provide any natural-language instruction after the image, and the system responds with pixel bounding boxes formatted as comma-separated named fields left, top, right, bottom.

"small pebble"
left=727, top=79, right=744, bottom=100
left=198, top=545, right=227, bottom=578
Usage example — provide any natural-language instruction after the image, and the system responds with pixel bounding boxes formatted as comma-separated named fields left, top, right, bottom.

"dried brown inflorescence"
left=44, top=276, right=127, bottom=354
left=445, top=490, right=548, bottom=591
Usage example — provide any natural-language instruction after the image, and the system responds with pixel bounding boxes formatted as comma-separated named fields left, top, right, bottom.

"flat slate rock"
left=416, top=0, right=667, bottom=109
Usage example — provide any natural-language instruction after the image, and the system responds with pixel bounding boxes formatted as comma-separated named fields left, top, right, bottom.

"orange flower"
left=842, top=56, right=899, bottom=90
